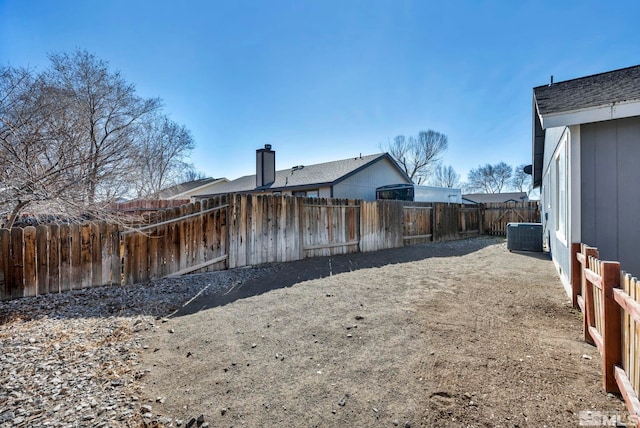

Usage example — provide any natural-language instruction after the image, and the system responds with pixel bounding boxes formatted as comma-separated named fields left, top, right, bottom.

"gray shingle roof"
left=158, top=177, right=221, bottom=198
left=204, top=153, right=399, bottom=195
left=534, top=65, right=640, bottom=115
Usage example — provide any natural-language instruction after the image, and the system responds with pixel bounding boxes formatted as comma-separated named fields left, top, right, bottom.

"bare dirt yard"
left=139, top=237, right=628, bottom=427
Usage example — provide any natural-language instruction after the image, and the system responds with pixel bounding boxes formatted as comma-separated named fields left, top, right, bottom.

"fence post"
left=571, top=243, right=581, bottom=308
left=601, top=260, right=622, bottom=393
left=582, top=244, right=599, bottom=346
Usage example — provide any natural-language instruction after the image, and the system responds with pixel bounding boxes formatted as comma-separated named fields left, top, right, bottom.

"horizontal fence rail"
left=572, top=243, right=640, bottom=427
left=0, top=196, right=538, bottom=301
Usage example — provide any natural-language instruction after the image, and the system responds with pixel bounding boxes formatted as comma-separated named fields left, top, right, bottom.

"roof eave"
left=332, top=153, right=412, bottom=186
left=167, top=178, right=228, bottom=199
left=532, top=98, right=640, bottom=189
left=540, top=99, right=640, bottom=129
left=264, top=182, right=334, bottom=193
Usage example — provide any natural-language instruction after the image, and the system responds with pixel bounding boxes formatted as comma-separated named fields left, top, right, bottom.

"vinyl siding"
left=581, top=116, right=640, bottom=275
left=332, top=157, right=411, bottom=201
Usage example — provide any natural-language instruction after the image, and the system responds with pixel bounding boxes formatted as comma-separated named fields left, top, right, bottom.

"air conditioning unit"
left=506, top=223, right=543, bottom=252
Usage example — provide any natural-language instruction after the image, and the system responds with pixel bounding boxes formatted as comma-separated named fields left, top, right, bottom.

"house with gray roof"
left=532, top=64, right=640, bottom=294
left=197, top=145, right=412, bottom=201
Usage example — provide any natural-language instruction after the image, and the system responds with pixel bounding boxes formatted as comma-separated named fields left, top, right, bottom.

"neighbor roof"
left=200, top=153, right=409, bottom=195
left=462, top=192, right=528, bottom=204
left=158, top=177, right=225, bottom=199
left=534, top=64, right=640, bottom=116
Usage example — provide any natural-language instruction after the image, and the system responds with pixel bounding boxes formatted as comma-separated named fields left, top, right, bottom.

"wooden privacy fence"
left=0, top=222, right=121, bottom=300
left=572, top=243, right=640, bottom=426
left=482, top=201, right=539, bottom=235
left=121, top=196, right=229, bottom=284
left=0, top=195, right=532, bottom=301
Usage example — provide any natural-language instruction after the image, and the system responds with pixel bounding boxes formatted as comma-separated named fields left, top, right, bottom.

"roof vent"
left=549, top=75, right=554, bottom=86
left=291, top=165, right=304, bottom=174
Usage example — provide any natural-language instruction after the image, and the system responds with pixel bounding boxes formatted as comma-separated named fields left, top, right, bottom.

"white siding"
left=319, top=187, right=332, bottom=198
left=332, top=158, right=410, bottom=201
left=542, top=126, right=573, bottom=294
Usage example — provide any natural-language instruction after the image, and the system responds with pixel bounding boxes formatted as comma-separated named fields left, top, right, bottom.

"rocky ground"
left=0, top=268, right=269, bottom=428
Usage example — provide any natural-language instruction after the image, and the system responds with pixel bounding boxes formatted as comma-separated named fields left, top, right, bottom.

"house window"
left=293, top=190, right=319, bottom=198
left=555, top=137, right=568, bottom=242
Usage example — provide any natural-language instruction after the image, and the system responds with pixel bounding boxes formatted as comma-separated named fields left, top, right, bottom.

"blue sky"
left=1, top=0, right=639, bottom=185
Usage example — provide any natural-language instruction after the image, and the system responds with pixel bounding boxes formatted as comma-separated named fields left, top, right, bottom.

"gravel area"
left=0, top=267, right=270, bottom=427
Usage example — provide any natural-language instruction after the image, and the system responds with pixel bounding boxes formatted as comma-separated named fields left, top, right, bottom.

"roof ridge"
left=273, top=152, right=384, bottom=173
left=534, top=64, right=640, bottom=90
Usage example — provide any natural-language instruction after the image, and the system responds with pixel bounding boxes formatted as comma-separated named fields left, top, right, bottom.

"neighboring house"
left=158, top=177, right=228, bottom=200
left=462, top=192, right=529, bottom=204
left=532, top=64, right=640, bottom=294
left=198, top=145, right=412, bottom=201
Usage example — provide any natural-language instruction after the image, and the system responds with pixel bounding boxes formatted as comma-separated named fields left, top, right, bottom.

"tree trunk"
left=6, top=200, right=30, bottom=229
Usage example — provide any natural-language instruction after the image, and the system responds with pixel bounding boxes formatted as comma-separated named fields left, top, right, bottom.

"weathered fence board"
left=10, top=228, right=24, bottom=299
left=59, top=225, right=71, bottom=292
left=23, top=227, right=37, bottom=297
left=0, top=229, right=10, bottom=297
left=48, top=224, right=60, bottom=293
left=70, top=225, right=81, bottom=290
left=36, top=225, right=49, bottom=295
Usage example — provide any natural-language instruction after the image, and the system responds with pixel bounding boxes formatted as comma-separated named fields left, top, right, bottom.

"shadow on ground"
left=174, top=237, right=510, bottom=317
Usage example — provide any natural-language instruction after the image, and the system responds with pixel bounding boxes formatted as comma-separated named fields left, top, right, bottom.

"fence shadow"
left=173, top=237, right=503, bottom=317
left=507, top=250, right=551, bottom=261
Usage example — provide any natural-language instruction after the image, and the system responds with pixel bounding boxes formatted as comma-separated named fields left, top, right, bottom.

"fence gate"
left=482, top=202, right=540, bottom=235
left=403, top=205, right=433, bottom=244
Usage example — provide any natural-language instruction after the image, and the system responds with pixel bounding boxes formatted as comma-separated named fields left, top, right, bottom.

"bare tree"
left=131, top=114, right=196, bottom=198
left=181, top=168, right=208, bottom=183
left=431, top=164, right=460, bottom=188
left=0, top=66, right=90, bottom=227
left=467, top=162, right=513, bottom=193
left=381, top=130, right=448, bottom=184
left=0, top=50, right=195, bottom=227
left=511, top=164, right=532, bottom=193
left=46, top=49, right=161, bottom=205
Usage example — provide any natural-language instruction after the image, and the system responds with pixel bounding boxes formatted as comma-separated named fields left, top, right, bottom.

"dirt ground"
left=139, top=237, right=628, bottom=427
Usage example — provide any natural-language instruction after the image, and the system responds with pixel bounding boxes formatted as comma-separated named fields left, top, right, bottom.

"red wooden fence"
left=572, top=243, right=640, bottom=427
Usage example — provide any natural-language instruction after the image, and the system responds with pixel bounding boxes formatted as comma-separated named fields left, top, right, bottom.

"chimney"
left=256, top=144, right=275, bottom=188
